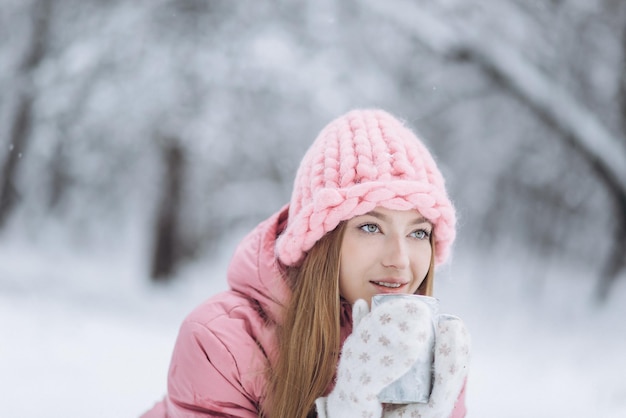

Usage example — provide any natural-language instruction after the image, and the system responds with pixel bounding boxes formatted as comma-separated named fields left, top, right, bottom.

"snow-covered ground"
left=1, top=233, right=625, bottom=418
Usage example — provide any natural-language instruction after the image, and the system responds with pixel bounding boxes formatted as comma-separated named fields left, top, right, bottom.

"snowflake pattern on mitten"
left=322, top=298, right=436, bottom=418
left=383, top=314, right=470, bottom=418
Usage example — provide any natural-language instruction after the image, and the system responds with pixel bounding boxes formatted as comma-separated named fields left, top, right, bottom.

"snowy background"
left=2, top=232, right=626, bottom=418
left=1, top=0, right=626, bottom=417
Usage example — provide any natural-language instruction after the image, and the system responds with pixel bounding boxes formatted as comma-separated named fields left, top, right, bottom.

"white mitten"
left=316, top=297, right=436, bottom=418
left=383, top=314, right=470, bottom=418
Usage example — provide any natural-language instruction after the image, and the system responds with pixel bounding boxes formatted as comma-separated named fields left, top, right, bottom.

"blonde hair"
left=265, top=224, right=436, bottom=417
left=417, top=234, right=435, bottom=297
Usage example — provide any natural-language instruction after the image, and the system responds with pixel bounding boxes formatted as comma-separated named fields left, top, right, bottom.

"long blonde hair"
left=265, top=223, right=436, bottom=417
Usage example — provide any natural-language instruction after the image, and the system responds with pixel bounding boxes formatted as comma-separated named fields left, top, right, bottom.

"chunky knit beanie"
left=275, top=109, right=456, bottom=267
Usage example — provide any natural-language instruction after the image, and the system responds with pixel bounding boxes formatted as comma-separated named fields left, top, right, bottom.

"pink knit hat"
left=276, top=109, right=456, bottom=266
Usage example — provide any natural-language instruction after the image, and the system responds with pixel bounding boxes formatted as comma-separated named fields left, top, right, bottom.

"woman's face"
left=339, top=207, right=433, bottom=306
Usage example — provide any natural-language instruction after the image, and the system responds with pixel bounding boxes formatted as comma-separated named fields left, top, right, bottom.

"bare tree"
left=597, top=4, right=626, bottom=300
left=1, top=0, right=621, bottom=295
left=368, top=0, right=626, bottom=300
left=0, top=0, right=53, bottom=228
left=150, top=139, right=186, bottom=282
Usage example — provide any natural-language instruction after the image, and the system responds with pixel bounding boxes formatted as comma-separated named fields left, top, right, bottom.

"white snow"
left=1, top=235, right=625, bottom=418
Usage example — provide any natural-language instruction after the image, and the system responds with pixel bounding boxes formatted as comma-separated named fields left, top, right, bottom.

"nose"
left=381, top=234, right=409, bottom=270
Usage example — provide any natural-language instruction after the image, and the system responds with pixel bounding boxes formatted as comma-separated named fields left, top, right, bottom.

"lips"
left=369, top=279, right=409, bottom=291
left=371, top=281, right=403, bottom=288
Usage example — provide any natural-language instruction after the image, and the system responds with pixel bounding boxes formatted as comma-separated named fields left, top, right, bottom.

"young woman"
left=142, top=109, right=470, bottom=418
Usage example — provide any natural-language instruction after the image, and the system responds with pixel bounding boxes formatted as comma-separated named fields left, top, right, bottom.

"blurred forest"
left=1, top=0, right=625, bottom=301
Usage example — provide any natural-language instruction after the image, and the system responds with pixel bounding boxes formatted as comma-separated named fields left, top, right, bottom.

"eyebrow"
left=363, top=210, right=431, bottom=226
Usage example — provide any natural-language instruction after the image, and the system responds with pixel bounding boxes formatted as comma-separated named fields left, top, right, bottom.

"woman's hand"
left=316, top=297, right=437, bottom=418
left=383, top=314, right=470, bottom=418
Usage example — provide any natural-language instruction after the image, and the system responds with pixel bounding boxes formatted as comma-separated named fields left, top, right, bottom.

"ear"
left=352, top=299, right=370, bottom=328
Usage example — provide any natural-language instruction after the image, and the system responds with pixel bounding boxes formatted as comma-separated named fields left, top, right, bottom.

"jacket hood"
left=227, top=205, right=291, bottom=325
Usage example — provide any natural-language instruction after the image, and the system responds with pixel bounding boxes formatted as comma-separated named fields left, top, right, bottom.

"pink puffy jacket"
left=142, top=206, right=467, bottom=417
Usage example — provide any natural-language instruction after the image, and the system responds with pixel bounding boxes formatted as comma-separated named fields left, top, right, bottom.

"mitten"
left=383, top=314, right=470, bottom=418
left=316, top=297, right=436, bottom=418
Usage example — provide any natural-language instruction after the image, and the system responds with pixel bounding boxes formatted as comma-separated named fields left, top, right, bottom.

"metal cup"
left=371, top=294, right=438, bottom=404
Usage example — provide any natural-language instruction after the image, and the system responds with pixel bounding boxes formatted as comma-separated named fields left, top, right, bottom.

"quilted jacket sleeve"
left=142, top=320, right=261, bottom=418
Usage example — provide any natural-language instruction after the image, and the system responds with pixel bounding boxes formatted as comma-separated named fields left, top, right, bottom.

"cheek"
left=339, top=248, right=360, bottom=281
left=412, top=246, right=432, bottom=273
left=338, top=239, right=369, bottom=293
left=340, top=236, right=371, bottom=269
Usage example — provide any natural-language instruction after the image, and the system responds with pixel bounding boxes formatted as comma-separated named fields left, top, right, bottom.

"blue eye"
left=360, top=223, right=380, bottom=233
left=411, top=229, right=430, bottom=240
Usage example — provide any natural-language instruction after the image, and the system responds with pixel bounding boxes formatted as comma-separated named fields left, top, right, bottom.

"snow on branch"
left=368, top=0, right=626, bottom=194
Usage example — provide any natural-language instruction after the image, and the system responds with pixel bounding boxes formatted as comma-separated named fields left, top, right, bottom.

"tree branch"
left=368, top=0, right=626, bottom=196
